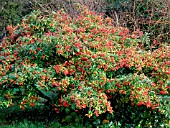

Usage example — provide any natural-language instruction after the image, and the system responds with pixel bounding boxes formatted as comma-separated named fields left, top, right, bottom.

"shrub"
left=0, top=0, right=33, bottom=40
left=0, top=6, right=169, bottom=127
left=104, top=0, right=170, bottom=43
left=28, top=0, right=170, bottom=43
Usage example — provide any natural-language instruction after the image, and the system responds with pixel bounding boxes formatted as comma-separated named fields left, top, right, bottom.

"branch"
left=31, top=84, right=51, bottom=102
left=30, top=0, right=49, bottom=14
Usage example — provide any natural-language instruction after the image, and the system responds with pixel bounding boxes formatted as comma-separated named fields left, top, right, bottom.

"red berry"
left=30, top=102, right=35, bottom=107
left=160, top=91, right=167, bottom=95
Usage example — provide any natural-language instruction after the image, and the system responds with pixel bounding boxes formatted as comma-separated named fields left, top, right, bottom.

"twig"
left=30, top=0, right=49, bottom=13
left=114, top=11, right=119, bottom=27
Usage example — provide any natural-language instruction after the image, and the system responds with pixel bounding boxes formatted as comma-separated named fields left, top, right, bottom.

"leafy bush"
left=0, top=0, right=33, bottom=40
left=105, top=0, right=170, bottom=42
left=30, top=0, right=170, bottom=43
left=0, top=6, right=169, bottom=127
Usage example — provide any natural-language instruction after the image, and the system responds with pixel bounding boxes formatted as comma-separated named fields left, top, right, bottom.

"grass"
left=0, top=105, right=57, bottom=128
left=0, top=105, right=94, bottom=128
left=0, top=103, right=169, bottom=128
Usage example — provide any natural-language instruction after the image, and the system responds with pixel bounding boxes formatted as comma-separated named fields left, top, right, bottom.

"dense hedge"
left=0, top=5, right=169, bottom=127
left=0, top=0, right=33, bottom=40
left=1, top=0, right=169, bottom=43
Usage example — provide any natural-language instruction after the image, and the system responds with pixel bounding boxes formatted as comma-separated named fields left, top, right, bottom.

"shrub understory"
left=0, top=5, right=169, bottom=127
